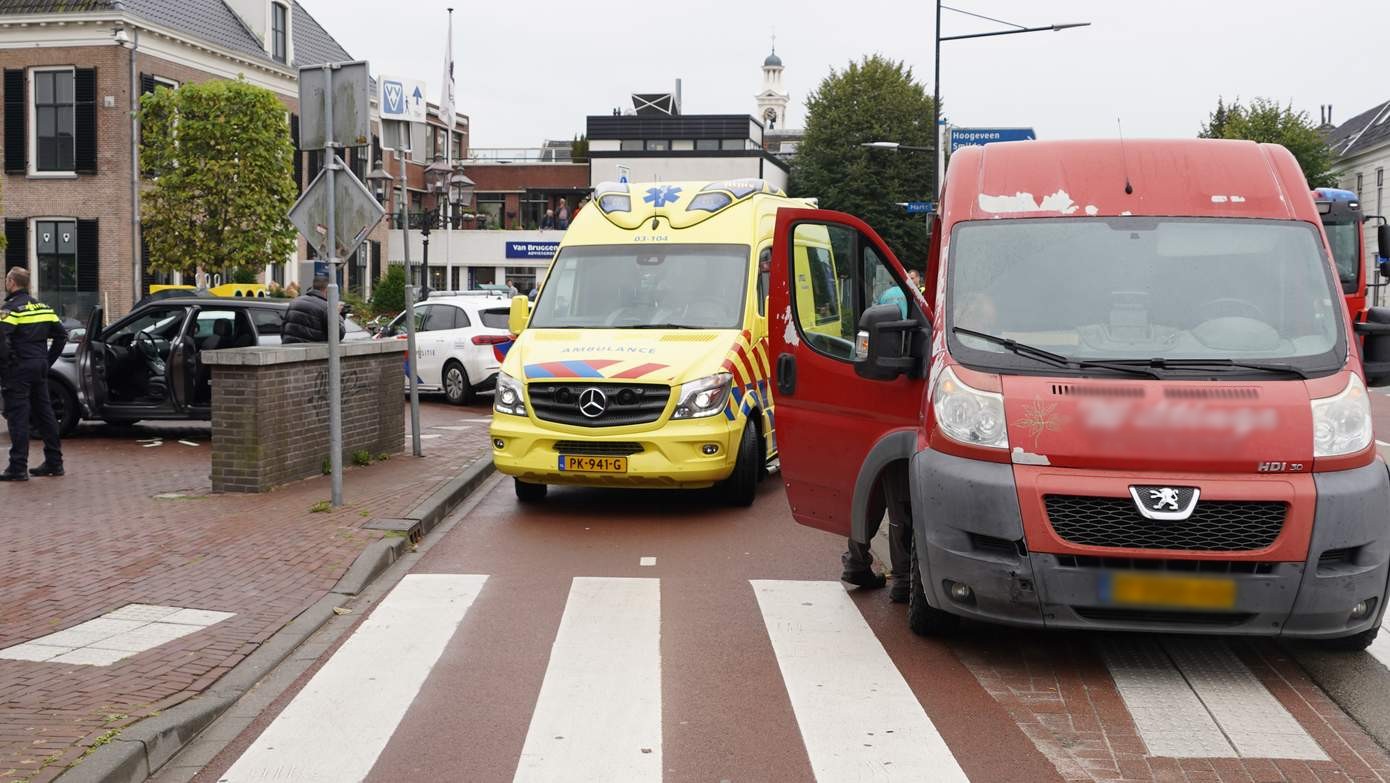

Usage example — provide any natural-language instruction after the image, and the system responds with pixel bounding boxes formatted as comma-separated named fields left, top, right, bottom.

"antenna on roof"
left=1117, top=118, right=1134, bottom=195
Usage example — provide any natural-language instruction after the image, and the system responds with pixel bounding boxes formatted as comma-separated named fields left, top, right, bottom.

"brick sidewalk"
left=0, top=400, right=491, bottom=783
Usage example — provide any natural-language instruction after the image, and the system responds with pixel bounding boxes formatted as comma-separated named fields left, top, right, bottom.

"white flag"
left=439, top=11, right=455, bottom=132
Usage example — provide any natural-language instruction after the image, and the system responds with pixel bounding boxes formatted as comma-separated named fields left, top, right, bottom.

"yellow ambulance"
left=489, top=179, right=812, bottom=505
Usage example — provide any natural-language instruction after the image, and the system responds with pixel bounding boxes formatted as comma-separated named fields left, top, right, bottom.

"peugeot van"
left=489, top=179, right=811, bottom=505
left=769, top=139, right=1390, bottom=647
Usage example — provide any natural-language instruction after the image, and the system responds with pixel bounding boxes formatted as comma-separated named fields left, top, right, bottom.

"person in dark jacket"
left=282, top=275, right=345, bottom=344
left=0, top=267, right=68, bottom=481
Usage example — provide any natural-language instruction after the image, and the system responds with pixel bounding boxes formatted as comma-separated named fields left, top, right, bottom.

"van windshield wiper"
left=952, top=327, right=1161, bottom=379
left=623, top=323, right=707, bottom=330
left=1103, top=357, right=1310, bottom=379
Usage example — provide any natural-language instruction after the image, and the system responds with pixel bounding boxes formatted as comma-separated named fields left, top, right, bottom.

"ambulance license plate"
left=558, top=455, right=628, bottom=474
left=1102, top=573, right=1237, bottom=610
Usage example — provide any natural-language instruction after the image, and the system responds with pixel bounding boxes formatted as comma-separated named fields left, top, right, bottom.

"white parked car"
left=377, top=293, right=512, bottom=405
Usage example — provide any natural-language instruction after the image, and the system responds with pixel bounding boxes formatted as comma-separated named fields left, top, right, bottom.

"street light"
left=931, top=2, right=1089, bottom=198
left=861, top=141, right=934, bottom=153
left=365, top=162, right=392, bottom=204
left=420, top=156, right=473, bottom=290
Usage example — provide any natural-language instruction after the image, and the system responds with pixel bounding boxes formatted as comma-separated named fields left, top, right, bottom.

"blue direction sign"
left=903, top=201, right=934, bottom=214
left=948, top=127, right=1036, bottom=153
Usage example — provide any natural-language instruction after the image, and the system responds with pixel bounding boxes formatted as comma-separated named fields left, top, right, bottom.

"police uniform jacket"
left=0, top=290, right=67, bottom=371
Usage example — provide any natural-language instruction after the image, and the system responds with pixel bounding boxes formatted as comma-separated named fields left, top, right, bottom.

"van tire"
left=1325, top=626, right=1378, bottom=651
left=908, top=536, right=960, bottom=637
left=720, top=423, right=759, bottom=507
left=515, top=478, right=547, bottom=503
left=444, top=361, right=474, bottom=406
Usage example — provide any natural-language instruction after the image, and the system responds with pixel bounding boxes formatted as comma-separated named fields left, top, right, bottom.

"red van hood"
left=1001, top=376, right=1314, bottom=473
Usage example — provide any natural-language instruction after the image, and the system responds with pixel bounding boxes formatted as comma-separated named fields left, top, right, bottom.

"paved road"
left=181, top=474, right=1390, bottom=783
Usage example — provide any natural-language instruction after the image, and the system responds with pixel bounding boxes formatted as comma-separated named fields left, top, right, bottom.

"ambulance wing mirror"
left=508, top=295, right=531, bottom=335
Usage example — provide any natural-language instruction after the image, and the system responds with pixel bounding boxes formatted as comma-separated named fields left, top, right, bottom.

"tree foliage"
left=141, top=78, right=298, bottom=276
left=1199, top=97, right=1336, bottom=188
left=790, top=55, right=937, bottom=267
left=370, top=264, right=406, bottom=316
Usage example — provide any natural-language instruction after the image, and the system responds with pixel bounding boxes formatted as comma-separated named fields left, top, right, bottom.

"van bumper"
left=489, top=412, right=740, bottom=488
left=909, top=449, right=1390, bottom=638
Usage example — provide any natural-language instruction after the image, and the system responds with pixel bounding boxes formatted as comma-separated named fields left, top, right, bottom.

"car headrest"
left=213, top=319, right=233, bottom=337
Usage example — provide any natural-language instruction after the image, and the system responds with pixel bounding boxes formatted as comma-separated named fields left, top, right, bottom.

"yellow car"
left=489, top=179, right=814, bottom=505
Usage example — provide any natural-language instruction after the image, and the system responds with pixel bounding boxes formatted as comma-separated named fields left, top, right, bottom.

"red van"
left=769, top=139, right=1390, bottom=648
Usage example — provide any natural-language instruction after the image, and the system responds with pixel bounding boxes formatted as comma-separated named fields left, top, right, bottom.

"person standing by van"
left=842, top=472, right=912, bottom=602
left=282, top=275, right=344, bottom=344
left=0, top=267, right=67, bottom=481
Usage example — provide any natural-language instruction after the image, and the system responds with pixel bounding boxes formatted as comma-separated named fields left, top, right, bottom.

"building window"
left=645, top=139, right=669, bottom=151
left=452, top=132, right=463, bottom=160
left=271, top=2, right=289, bottom=64
left=33, top=69, right=75, bottom=172
left=620, top=139, right=643, bottom=151
left=34, top=219, right=95, bottom=321
left=505, top=266, right=537, bottom=295
left=695, top=139, right=719, bottom=151
left=721, top=139, right=746, bottom=151
left=1356, top=173, right=1364, bottom=198
left=476, top=193, right=505, bottom=228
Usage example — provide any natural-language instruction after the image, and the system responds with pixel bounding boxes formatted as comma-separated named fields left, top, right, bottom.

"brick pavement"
left=0, top=400, right=491, bottom=783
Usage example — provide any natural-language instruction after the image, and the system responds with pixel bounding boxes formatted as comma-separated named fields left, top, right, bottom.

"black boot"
left=30, top=463, right=63, bottom=477
left=0, top=467, right=28, bottom=482
left=889, top=577, right=911, bottom=604
left=841, top=541, right=886, bottom=589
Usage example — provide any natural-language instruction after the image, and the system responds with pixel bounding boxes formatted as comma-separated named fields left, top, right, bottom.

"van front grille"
left=1044, top=495, right=1286, bottom=552
left=528, top=382, right=670, bottom=427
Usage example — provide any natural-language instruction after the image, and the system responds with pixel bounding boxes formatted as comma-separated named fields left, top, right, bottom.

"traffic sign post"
left=904, top=201, right=934, bottom=215
left=377, top=87, right=424, bottom=457
left=296, top=61, right=380, bottom=508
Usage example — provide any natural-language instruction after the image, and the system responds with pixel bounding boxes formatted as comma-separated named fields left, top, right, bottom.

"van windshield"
left=947, top=218, right=1345, bottom=375
left=530, top=243, right=750, bottom=329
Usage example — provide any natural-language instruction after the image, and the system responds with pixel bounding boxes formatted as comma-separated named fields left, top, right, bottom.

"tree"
left=789, top=55, right=938, bottom=266
left=1198, top=97, right=1336, bottom=187
left=570, top=134, right=589, bottom=163
left=141, top=78, right=298, bottom=278
left=370, top=264, right=406, bottom=316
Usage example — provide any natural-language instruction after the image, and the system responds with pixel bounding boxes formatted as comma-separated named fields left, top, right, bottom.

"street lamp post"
left=421, top=155, right=475, bottom=293
left=931, top=1, right=1089, bottom=198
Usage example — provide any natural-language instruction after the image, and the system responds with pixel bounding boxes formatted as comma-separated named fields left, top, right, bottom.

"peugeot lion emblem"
left=1128, top=486, right=1200, bottom=521
left=578, top=387, right=608, bottom=418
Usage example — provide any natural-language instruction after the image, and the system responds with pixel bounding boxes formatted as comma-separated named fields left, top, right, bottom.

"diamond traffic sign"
left=288, top=160, right=385, bottom=261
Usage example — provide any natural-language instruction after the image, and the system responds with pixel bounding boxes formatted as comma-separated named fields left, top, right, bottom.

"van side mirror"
left=1378, top=224, right=1390, bottom=262
left=508, top=295, right=531, bottom=335
left=854, top=303, right=921, bottom=381
left=1356, top=307, right=1390, bottom=386
left=1380, top=258, right=1390, bottom=280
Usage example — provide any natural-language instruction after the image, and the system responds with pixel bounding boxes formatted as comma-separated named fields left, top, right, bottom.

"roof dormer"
left=223, top=0, right=294, bottom=65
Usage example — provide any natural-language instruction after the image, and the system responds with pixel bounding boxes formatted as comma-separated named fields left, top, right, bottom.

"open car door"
left=768, top=208, right=931, bottom=538
left=76, top=306, right=108, bottom=415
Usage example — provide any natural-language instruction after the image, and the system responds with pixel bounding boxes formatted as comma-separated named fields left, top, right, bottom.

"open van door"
left=76, top=306, right=108, bottom=414
left=768, top=208, right=931, bottom=538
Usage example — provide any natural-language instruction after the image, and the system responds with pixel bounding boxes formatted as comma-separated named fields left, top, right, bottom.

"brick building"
left=0, top=1, right=469, bottom=322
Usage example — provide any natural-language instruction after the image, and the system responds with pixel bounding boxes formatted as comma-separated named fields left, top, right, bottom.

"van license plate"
left=558, top=455, right=628, bottom=474
left=1103, top=573, right=1237, bottom=610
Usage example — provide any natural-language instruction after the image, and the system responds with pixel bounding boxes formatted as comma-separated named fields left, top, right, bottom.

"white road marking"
left=1164, top=640, right=1326, bottom=760
left=178, top=440, right=200, bottom=447
left=1100, top=638, right=1234, bottom=757
left=514, top=577, right=662, bottom=783
left=1368, top=632, right=1390, bottom=670
left=1377, top=440, right=1390, bottom=448
left=639, top=556, right=656, bottom=567
left=0, top=604, right=233, bottom=666
left=751, top=580, right=968, bottom=782
left=220, top=574, right=487, bottom=783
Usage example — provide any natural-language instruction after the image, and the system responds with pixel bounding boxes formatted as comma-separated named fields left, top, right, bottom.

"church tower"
left=756, top=39, right=789, bottom=131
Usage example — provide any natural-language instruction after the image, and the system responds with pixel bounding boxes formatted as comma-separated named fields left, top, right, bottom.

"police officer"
left=0, top=267, right=67, bottom=481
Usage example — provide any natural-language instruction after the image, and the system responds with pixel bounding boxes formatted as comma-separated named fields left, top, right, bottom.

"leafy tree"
left=790, top=55, right=938, bottom=266
left=570, top=134, right=589, bottom=163
left=370, top=264, right=406, bottom=316
left=1198, top=97, right=1336, bottom=187
left=230, top=267, right=260, bottom=284
left=141, top=78, right=298, bottom=278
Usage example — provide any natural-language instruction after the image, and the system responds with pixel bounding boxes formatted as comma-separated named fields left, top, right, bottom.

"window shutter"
left=290, top=113, right=302, bottom=189
left=76, top=220, right=98, bottom=292
left=4, top=219, right=26, bottom=269
left=307, top=149, right=321, bottom=179
left=3, top=69, right=24, bottom=174
left=140, top=73, right=156, bottom=95
left=74, top=68, right=97, bottom=174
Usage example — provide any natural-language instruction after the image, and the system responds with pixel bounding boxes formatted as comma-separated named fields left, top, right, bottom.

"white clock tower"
left=756, top=40, right=789, bottom=131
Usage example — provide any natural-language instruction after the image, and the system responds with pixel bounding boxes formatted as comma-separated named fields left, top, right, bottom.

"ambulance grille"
left=1044, top=495, right=1286, bottom=552
left=528, top=382, right=670, bottom=427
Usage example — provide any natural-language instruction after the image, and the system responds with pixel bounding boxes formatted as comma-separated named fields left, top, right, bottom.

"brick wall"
left=208, top=346, right=404, bottom=493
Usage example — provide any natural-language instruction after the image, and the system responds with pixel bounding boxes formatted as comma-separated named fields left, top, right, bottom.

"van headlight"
left=932, top=366, right=1008, bottom=449
left=494, top=371, right=527, bottom=416
left=1312, top=374, right=1372, bottom=457
left=672, top=373, right=733, bottom=420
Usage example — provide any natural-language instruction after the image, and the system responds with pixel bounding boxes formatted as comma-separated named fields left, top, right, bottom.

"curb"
left=56, top=457, right=496, bottom=783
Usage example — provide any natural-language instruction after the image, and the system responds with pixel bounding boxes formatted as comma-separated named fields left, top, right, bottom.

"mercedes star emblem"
left=578, top=387, right=608, bottom=418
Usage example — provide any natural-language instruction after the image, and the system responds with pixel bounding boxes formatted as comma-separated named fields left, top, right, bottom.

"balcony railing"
left=386, top=211, right=494, bottom=231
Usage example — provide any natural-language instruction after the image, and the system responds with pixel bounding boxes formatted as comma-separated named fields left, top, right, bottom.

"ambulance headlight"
left=1312, top=374, right=1372, bottom=457
left=672, top=373, right=732, bottom=420
left=932, top=366, right=1008, bottom=449
left=494, top=371, right=527, bottom=416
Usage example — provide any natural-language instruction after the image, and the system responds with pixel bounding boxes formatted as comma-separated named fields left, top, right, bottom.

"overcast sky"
left=299, top=0, right=1390, bottom=149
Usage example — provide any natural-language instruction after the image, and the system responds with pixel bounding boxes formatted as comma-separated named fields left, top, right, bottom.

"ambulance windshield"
left=530, top=243, right=750, bottom=329
left=947, top=217, right=1346, bottom=374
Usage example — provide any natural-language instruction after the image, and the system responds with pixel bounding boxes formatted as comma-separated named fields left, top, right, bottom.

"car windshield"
left=948, top=217, right=1345, bottom=373
left=1323, top=219, right=1360, bottom=293
left=529, top=243, right=750, bottom=329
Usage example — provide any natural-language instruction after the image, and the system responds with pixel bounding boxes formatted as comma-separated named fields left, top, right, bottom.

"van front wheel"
left=908, top=537, right=960, bottom=637
left=515, top=478, right=547, bottom=503
left=720, top=423, right=759, bottom=507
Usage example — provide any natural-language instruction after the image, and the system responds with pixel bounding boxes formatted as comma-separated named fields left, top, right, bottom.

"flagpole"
left=443, top=7, right=454, bottom=291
